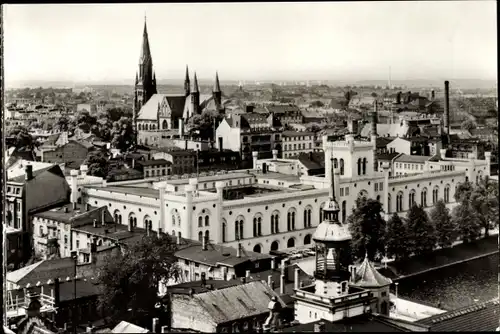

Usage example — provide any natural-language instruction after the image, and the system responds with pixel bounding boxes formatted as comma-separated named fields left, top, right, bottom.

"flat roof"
left=255, top=171, right=302, bottom=183
left=92, top=185, right=159, bottom=198
left=167, top=171, right=254, bottom=185
left=33, top=203, right=103, bottom=223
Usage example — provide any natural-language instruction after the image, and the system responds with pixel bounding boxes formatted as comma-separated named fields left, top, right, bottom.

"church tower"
left=312, top=160, right=352, bottom=298
left=191, top=72, right=200, bottom=115
left=184, top=65, right=191, bottom=97
left=134, top=16, right=157, bottom=111
left=213, top=71, right=222, bottom=108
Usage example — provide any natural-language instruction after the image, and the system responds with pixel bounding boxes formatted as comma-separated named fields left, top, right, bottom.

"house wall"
left=282, top=134, right=315, bottom=158
left=171, top=294, right=217, bottom=332
left=41, top=141, right=89, bottom=166
left=387, top=138, right=411, bottom=155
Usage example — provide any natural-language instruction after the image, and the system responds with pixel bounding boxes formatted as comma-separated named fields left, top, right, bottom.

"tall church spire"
left=213, top=71, right=221, bottom=93
left=139, top=16, right=152, bottom=65
left=184, top=65, right=191, bottom=97
left=192, top=72, right=199, bottom=93
left=135, top=16, right=156, bottom=111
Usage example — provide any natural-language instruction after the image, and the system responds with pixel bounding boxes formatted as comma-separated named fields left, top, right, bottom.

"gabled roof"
left=376, top=152, right=401, bottom=161
left=352, top=256, right=392, bottom=288
left=296, top=152, right=325, bottom=170
left=8, top=164, right=61, bottom=183
left=376, top=137, right=393, bottom=148
left=7, top=258, right=75, bottom=287
left=416, top=298, right=500, bottom=332
left=394, top=154, right=431, bottom=164
left=174, top=243, right=271, bottom=268
left=361, top=123, right=402, bottom=138
left=112, top=321, right=150, bottom=333
left=190, top=280, right=286, bottom=325
left=7, top=160, right=55, bottom=181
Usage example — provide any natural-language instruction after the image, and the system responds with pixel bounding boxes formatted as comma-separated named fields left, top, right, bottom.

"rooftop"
left=7, top=258, right=76, bottom=287
left=92, top=185, right=159, bottom=198
left=175, top=242, right=271, bottom=268
left=394, top=154, right=431, bottom=164
left=137, top=159, right=171, bottom=167
left=32, top=203, right=110, bottom=225
left=72, top=223, right=147, bottom=242
left=281, top=315, right=411, bottom=332
left=416, top=298, right=500, bottom=332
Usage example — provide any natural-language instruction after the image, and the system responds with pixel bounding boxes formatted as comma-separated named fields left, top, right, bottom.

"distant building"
left=137, top=159, right=172, bottom=178
left=40, top=140, right=93, bottom=169
left=281, top=131, right=316, bottom=158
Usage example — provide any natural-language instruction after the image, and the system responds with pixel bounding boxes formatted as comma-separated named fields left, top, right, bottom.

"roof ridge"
left=431, top=298, right=499, bottom=323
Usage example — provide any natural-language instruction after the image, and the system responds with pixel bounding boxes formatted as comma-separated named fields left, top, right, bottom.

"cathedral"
left=132, top=18, right=224, bottom=137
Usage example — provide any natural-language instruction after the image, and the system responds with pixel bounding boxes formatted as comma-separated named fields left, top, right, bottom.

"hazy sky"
left=3, top=2, right=497, bottom=84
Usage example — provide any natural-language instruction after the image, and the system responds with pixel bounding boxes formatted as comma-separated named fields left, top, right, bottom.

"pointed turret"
left=352, top=254, right=392, bottom=288
left=135, top=15, right=156, bottom=109
left=192, top=72, right=199, bottom=93
left=184, top=65, right=191, bottom=97
left=190, top=72, right=200, bottom=116
left=213, top=71, right=222, bottom=108
left=135, top=72, right=139, bottom=85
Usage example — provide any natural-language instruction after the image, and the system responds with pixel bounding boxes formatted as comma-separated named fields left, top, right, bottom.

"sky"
left=3, top=2, right=498, bottom=85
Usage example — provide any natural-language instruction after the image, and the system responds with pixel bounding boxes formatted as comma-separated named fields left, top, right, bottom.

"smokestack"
left=267, top=275, right=273, bottom=287
left=80, top=164, right=88, bottom=177
left=280, top=274, right=285, bottom=294
left=73, top=202, right=77, bottom=210
left=236, top=243, right=242, bottom=258
left=271, top=257, right=276, bottom=270
left=371, top=103, right=378, bottom=137
left=444, top=81, right=450, bottom=135
left=25, top=165, right=33, bottom=181
left=70, top=169, right=79, bottom=203
left=64, top=207, right=68, bottom=213
left=246, top=270, right=250, bottom=278
left=93, top=219, right=97, bottom=228
left=294, top=268, right=300, bottom=290
left=240, top=277, right=246, bottom=284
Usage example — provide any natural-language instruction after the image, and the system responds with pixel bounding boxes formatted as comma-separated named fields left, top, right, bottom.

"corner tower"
left=213, top=71, right=222, bottom=108
left=134, top=16, right=157, bottom=111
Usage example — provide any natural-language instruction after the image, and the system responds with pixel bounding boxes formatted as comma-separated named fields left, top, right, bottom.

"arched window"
left=198, top=231, right=203, bottom=242
left=271, top=215, right=275, bottom=234
left=421, top=188, right=428, bottom=207
left=319, top=202, right=325, bottom=222
left=178, top=231, right=182, bottom=240
left=257, top=217, right=262, bottom=236
left=341, top=200, right=346, bottom=223
left=304, top=207, right=312, bottom=228
left=340, top=159, right=345, bottom=175
left=205, top=230, right=209, bottom=241
left=253, top=218, right=258, bottom=237
left=235, top=221, right=240, bottom=240
left=287, top=209, right=296, bottom=231
left=271, top=212, right=280, bottom=234
left=114, top=210, right=122, bottom=224
left=304, top=234, right=312, bottom=245
left=287, top=212, right=291, bottom=231
left=333, top=158, right=338, bottom=169
left=362, top=157, right=367, bottom=175
left=433, top=186, right=439, bottom=204
left=128, top=213, right=137, bottom=228
left=162, top=120, right=168, bottom=129
left=271, top=241, right=279, bottom=251
left=239, top=220, right=244, bottom=240
left=387, top=194, right=391, bottom=213
left=396, top=192, right=403, bottom=212
left=222, top=220, right=227, bottom=242
left=444, top=185, right=450, bottom=203
left=198, top=216, right=203, bottom=227
left=287, top=238, right=295, bottom=248
left=205, top=215, right=209, bottom=226
left=409, top=190, right=416, bottom=208
left=253, top=244, right=262, bottom=253
left=357, top=158, right=362, bottom=175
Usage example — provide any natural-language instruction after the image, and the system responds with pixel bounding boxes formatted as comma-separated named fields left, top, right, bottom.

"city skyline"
left=3, top=2, right=498, bottom=85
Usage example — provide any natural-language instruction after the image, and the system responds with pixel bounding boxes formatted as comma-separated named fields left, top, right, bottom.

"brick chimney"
left=25, top=164, right=33, bottom=181
left=152, top=318, right=160, bottom=334
left=236, top=243, right=242, bottom=258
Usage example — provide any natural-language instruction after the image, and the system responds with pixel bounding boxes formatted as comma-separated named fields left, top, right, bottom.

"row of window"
left=283, top=136, right=314, bottom=141
left=396, top=162, right=424, bottom=171
left=393, top=186, right=451, bottom=212
left=284, top=143, right=313, bottom=151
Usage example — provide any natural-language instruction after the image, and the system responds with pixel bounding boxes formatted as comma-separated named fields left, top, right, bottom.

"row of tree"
left=348, top=177, right=499, bottom=261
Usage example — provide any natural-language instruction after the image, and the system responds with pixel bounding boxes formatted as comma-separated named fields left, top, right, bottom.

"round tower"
left=312, top=159, right=352, bottom=298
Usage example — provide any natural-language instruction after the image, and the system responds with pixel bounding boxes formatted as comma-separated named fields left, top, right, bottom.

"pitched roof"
left=191, top=280, right=285, bottom=324
left=296, top=152, right=325, bottom=170
left=376, top=152, right=401, bottom=161
left=137, top=159, right=171, bottom=166
left=376, top=137, right=394, bottom=148
left=174, top=243, right=271, bottom=268
left=361, top=123, right=402, bottom=138
left=394, top=154, right=431, bottom=164
left=7, top=160, right=55, bottom=181
left=112, top=321, right=150, bottom=333
left=416, top=298, right=500, bottom=332
left=137, top=94, right=167, bottom=120
left=7, top=258, right=75, bottom=287
left=352, top=257, right=392, bottom=288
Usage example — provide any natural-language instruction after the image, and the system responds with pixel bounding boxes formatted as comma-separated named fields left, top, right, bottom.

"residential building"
left=138, top=159, right=172, bottom=178
left=281, top=131, right=316, bottom=158
left=393, top=154, right=431, bottom=176
left=6, top=161, right=71, bottom=269
left=40, top=140, right=93, bottom=169
left=151, top=149, right=197, bottom=175
left=447, top=136, right=485, bottom=159
left=266, top=104, right=303, bottom=125
left=215, top=112, right=282, bottom=166
left=386, top=137, right=437, bottom=156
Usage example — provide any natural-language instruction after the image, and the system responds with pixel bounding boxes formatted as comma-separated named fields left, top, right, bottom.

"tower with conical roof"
left=213, top=72, right=222, bottom=108
left=134, top=16, right=157, bottom=112
left=190, top=72, right=200, bottom=116
left=312, top=159, right=352, bottom=298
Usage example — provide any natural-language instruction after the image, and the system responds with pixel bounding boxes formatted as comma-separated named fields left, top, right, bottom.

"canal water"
left=394, top=253, right=499, bottom=311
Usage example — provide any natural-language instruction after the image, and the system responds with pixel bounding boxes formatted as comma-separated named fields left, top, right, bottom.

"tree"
left=76, top=110, right=97, bottom=133
left=7, top=126, right=34, bottom=150
left=347, top=197, right=386, bottom=261
left=452, top=202, right=482, bottom=243
left=470, top=176, right=499, bottom=237
left=110, top=117, right=135, bottom=151
left=405, top=204, right=436, bottom=256
left=54, top=116, right=73, bottom=133
left=98, top=234, right=180, bottom=327
left=385, top=213, right=409, bottom=260
left=310, top=100, right=324, bottom=108
left=85, top=151, right=109, bottom=178
left=461, top=119, right=477, bottom=131
left=454, top=180, right=474, bottom=203
left=430, top=200, right=455, bottom=248
left=371, top=92, right=378, bottom=98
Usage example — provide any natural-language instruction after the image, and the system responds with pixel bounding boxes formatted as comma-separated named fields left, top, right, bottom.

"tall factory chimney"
left=443, top=80, right=450, bottom=135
